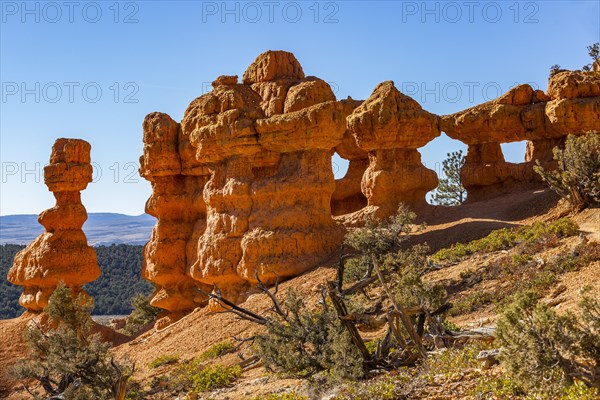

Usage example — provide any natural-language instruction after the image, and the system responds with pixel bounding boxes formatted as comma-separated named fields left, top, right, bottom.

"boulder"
left=547, top=70, right=600, bottom=100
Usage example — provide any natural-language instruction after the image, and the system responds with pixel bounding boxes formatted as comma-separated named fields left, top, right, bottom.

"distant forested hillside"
left=0, top=245, right=23, bottom=318
left=0, top=244, right=153, bottom=319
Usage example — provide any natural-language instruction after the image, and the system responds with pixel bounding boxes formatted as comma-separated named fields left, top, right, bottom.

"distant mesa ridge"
left=0, top=213, right=155, bottom=246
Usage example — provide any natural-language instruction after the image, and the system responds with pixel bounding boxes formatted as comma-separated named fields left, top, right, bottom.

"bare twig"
left=341, top=275, right=378, bottom=297
left=255, top=272, right=286, bottom=317
left=232, top=335, right=255, bottom=352
left=386, top=311, right=407, bottom=349
left=319, top=285, right=329, bottom=312
left=198, top=288, right=267, bottom=325
left=337, top=251, right=361, bottom=290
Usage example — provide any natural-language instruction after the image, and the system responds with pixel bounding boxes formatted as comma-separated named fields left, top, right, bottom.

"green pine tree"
left=583, top=42, right=599, bottom=72
left=432, top=150, right=467, bottom=206
left=534, top=133, right=600, bottom=210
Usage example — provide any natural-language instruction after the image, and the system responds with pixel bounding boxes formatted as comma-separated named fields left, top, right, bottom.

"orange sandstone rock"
left=180, top=51, right=351, bottom=307
left=547, top=70, right=600, bottom=100
left=140, top=113, right=211, bottom=328
left=441, top=76, right=600, bottom=200
left=348, top=81, right=440, bottom=217
left=284, top=76, right=336, bottom=113
left=242, top=50, right=305, bottom=84
left=139, top=53, right=600, bottom=320
left=242, top=51, right=306, bottom=117
left=7, top=139, right=99, bottom=312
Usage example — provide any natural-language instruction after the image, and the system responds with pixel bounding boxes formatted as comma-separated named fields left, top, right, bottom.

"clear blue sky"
left=1, top=0, right=598, bottom=215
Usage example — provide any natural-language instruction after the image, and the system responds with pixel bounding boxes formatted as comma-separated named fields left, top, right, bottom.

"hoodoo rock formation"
left=183, top=52, right=358, bottom=303
left=140, top=51, right=363, bottom=313
left=139, top=112, right=212, bottom=328
left=137, top=50, right=600, bottom=324
left=441, top=71, right=600, bottom=201
left=7, top=139, right=99, bottom=313
left=348, top=81, right=440, bottom=218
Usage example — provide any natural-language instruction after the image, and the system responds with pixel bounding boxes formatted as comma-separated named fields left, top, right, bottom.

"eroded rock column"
left=193, top=156, right=255, bottom=304
left=348, top=81, right=440, bottom=218
left=140, top=113, right=211, bottom=328
left=182, top=74, right=266, bottom=307
left=250, top=101, right=351, bottom=285
left=7, top=139, right=99, bottom=313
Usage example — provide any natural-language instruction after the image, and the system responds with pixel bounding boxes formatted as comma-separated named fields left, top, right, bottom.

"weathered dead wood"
left=237, top=355, right=261, bottom=370
left=386, top=311, right=408, bottom=349
left=326, top=281, right=371, bottom=362
left=373, top=263, right=427, bottom=358
left=200, top=287, right=267, bottom=325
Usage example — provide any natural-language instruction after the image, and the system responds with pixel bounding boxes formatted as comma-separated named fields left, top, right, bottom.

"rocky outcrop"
left=140, top=112, right=212, bottom=329
left=182, top=52, right=354, bottom=308
left=7, top=139, right=99, bottom=312
left=139, top=51, right=360, bottom=315
left=441, top=72, right=600, bottom=200
left=348, top=81, right=440, bottom=217
left=547, top=70, right=600, bottom=100
left=137, top=52, right=600, bottom=322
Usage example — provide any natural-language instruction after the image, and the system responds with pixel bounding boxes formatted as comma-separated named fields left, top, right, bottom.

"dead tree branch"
left=199, top=287, right=267, bottom=325
left=326, top=281, right=372, bottom=362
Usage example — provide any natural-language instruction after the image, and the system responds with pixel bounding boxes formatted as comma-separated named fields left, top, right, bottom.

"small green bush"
left=471, top=376, right=524, bottom=398
left=334, top=378, right=398, bottom=400
left=442, top=320, right=461, bottom=332
left=432, top=218, right=579, bottom=263
left=424, top=342, right=490, bottom=381
left=251, top=392, right=308, bottom=400
left=386, top=244, right=447, bottom=311
left=124, top=293, right=162, bottom=336
left=9, top=284, right=134, bottom=399
left=189, top=364, right=242, bottom=393
left=494, top=240, right=600, bottom=308
left=171, top=360, right=242, bottom=393
left=364, top=340, right=378, bottom=356
left=255, top=289, right=364, bottom=380
left=496, top=290, right=600, bottom=396
left=449, top=291, right=495, bottom=316
left=547, top=241, right=600, bottom=274
left=534, top=133, right=600, bottom=210
left=199, top=341, right=235, bottom=360
left=559, top=381, right=600, bottom=399
left=149, top=354, right=179, bottom=368
left=125, top=380, right=146, bottom=400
